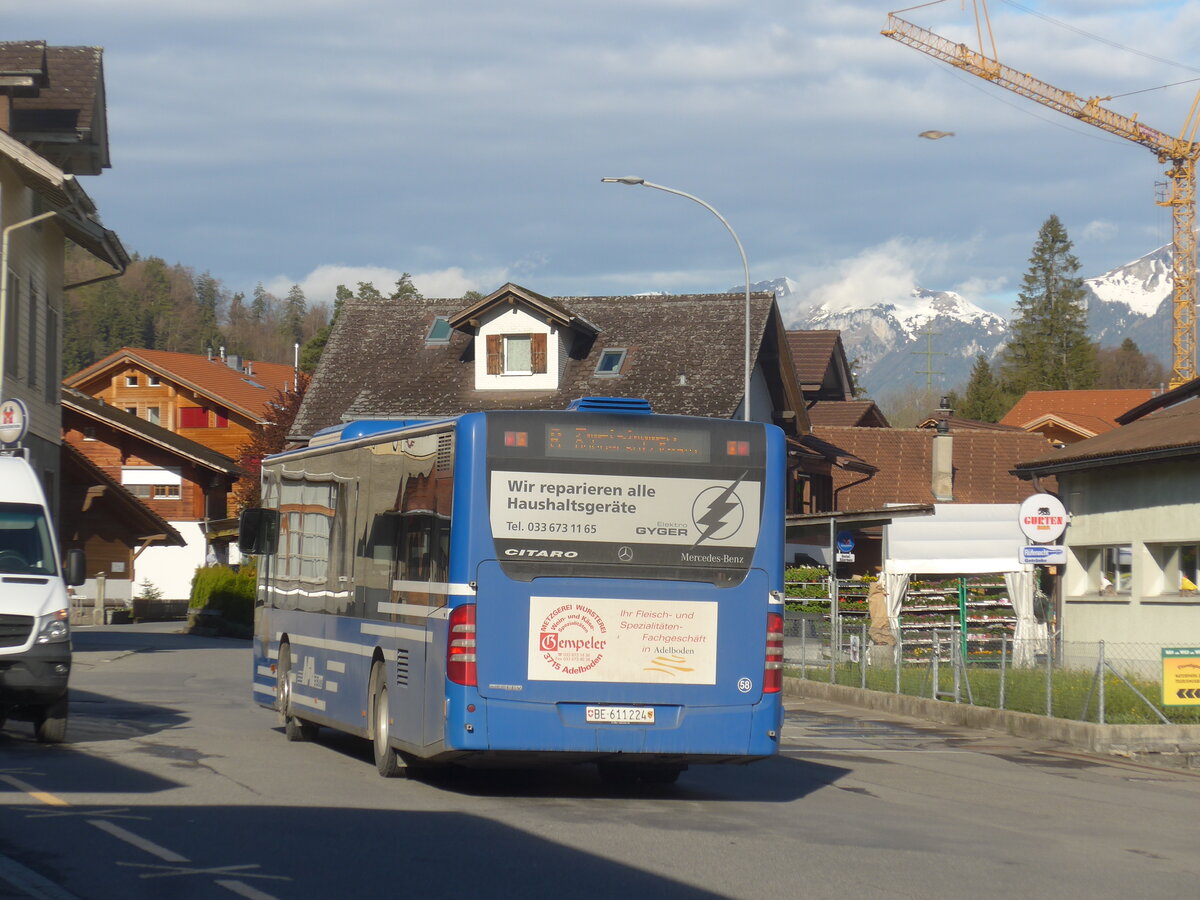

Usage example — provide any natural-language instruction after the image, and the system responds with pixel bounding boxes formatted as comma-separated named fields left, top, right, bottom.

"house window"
left=83, top=426, right=97, bottom=441
left=152, top=484, right=181, bottom=500
left=595, top=349, right=627, bottom=376
left=426, top=316, right=453, bottom=344
left=1084, top=545, right=1132, bottom=595
left=147, top=407, right=161, bottom=426
left=180, top=407, right=208, bottom=428
left=1151, top=542, right=1199, bottom=594
left=125, top=407, right=137, bottom=416
left=485, top=333, right=547, bottom=376
left=25, top=283, right=39, bottom=388
left=126, top=375, right=139, bottom=387
left=147, top=375, right=161, bottom=386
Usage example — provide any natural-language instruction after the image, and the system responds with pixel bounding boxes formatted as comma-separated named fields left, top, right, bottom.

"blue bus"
left=239, top=397, right=786, bottom=782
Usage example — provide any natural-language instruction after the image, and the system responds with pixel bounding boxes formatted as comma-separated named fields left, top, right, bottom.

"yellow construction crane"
left=883, top=2, right=1200, bottom=387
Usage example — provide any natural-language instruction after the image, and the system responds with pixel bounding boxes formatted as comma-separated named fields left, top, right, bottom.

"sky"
left=8, top=1, right=1200, bottom=321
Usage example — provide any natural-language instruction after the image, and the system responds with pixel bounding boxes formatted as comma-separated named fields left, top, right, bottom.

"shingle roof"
left=1014, top=393, right=1200, bottom=474
left=64, top=349, right=297, bottom=423
left=1000, top=389, right=1156, bottom=436
left=915, top=414, right=1025, bottom=433
left=293, top=287, right=784, bottom=439
left=807, top=400, right=889, bottom=428
left=6, top=44, right=108, bottom=173
left=814, top=425, right=1053, bottom=510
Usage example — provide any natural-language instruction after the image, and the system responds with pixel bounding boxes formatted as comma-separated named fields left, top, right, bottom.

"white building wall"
left=1061, top=460, right=1200, bottom=645
left=133, top=522, right=209, bottom=601
left=473, top=305, right=560, bottom=391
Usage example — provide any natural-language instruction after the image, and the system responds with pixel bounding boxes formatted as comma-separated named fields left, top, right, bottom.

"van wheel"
left=371, top=662, right=405, bottom=778
left=277, top=643, right=318, bottom=742
left=34, top=694, right=68, bottom=744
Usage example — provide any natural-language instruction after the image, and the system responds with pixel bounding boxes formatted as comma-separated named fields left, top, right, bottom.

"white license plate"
left=585, top=706, right=655, bottom=724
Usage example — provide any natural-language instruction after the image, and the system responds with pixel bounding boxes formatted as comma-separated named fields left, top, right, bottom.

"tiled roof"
left=786, top=331, right=841, bottom=385
left=64, top=349, right=297, bottom=423
left=0, top=41, right=49, bottom=79
left=1000, top=389, right=1156, bottom=435
left=62, top=388, right=246, bottom=475
left=814, top=425, right=1053, bottom=510
left=294, top=287, right=786, bottom=439
left=1014, top=393, right=1200, bottom=474
left=807, top=400, right=889, bottom=428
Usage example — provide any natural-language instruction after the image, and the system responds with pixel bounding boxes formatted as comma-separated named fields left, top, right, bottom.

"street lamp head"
left=600, top=176, right=646, bottom=185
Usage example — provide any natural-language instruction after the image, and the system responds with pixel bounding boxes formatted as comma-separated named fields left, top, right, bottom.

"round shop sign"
left=0, top=398, right=29, bottom=445
left=1019, top=493, right=1067, bottom=543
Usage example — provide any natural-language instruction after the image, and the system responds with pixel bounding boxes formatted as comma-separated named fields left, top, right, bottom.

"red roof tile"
left=1000, top=390, right=1156, bottom=435
left=64, top=349, right=297, bottom=422
left=814, top=425, right=1054, bottom=510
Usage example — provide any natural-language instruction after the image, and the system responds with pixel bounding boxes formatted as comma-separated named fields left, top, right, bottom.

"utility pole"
left=912, top=330, right=946, bottom=391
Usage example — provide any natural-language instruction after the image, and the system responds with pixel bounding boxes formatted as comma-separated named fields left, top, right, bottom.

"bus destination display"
left=545, top=424, right=710, bottom=462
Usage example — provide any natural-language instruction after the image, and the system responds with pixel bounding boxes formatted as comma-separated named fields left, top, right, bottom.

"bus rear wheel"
left=277, top=643, right=319, bottom=742
left=370, top=662, right=406, bottom=778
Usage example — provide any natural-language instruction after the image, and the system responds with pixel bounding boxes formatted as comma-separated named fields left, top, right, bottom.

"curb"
left=783, top=677, right=1200, bottom=768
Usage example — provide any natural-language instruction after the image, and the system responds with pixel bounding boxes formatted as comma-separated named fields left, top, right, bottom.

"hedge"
left=189, top=564, right=257, bottom=627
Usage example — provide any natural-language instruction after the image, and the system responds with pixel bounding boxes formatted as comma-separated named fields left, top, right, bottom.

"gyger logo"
left=537, top=602, right=608, bottom=676
left=690, top=475, right=746, bottom=544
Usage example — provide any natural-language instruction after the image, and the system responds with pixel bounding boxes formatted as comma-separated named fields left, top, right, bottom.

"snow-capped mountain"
left=753, top=244, right=1181, bottom=401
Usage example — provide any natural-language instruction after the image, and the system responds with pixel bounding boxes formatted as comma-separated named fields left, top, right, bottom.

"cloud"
left=783, top=238, right=968, bottom=319
left=1081, top=219, right=1119, bottom=241
left=264, top=264, right=514, bottom=306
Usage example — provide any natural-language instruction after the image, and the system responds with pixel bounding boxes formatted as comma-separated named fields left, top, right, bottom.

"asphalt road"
left=2, top=623, right=1199, bottom=900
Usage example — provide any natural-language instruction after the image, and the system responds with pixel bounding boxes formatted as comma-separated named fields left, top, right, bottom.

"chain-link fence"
left=783, top=610, right=1200, bottom=725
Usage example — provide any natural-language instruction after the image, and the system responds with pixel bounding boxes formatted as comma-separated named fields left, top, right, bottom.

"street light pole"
left=601, top=176, right=752, bottom=422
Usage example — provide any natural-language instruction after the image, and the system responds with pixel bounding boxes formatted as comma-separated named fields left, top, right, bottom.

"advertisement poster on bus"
left=490, top=470, right=761, bottom=570
left=528, top=595, right=718, bottom=684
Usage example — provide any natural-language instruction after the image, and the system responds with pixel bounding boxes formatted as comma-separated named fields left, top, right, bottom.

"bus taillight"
left=764, top=612, right=784, bottom=693
left=448, top=604, right=478, bottom=686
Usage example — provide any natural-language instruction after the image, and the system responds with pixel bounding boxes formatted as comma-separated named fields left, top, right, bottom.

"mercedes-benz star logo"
left=617, top=546, right=633, bottom=562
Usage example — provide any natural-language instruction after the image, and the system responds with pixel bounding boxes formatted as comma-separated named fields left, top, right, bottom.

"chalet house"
left=64, top=347, right=297, bottom=458
left=61, top=388, right=245, bottom=601
left=1000, top=389, right=1157, bottom=447
left=784, top=330, right=889, bottom=427
left=1012, top=378, right=1200, bottom=652
left=0, top=41, right=127, bottom=503
left=295, top=282, right=810, bottom=436
left=60, top=442, right=185, bottom=614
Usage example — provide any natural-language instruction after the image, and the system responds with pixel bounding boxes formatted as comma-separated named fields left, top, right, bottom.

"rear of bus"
left=443, top=400, right=785, bottom=778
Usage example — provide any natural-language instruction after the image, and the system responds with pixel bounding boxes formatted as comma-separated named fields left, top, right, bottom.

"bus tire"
left=34, top=694, right=68, bottom=744
left=277, top=643, right=319, bottom=742
left=370, top=662, right=405, bottom=778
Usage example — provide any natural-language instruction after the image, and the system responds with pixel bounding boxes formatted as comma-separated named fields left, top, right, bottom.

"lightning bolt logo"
left=691, top=473, right=747, bottom=546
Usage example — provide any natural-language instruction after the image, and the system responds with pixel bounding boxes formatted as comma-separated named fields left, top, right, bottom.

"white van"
left=0, top=452, right=84, bottom=742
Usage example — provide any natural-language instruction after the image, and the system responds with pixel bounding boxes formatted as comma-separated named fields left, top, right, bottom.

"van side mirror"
left=239, top=508, right=279, bottom=555
left=65, top=549, right=86, bottom=587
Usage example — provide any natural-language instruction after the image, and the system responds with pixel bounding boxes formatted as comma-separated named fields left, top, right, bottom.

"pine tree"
left=1001, top=214, right=1097, bottom=393
left=391, top=273, right=422, bottom=301
left=281, top=284, right=307, bottom=346
left=958, top=353, right=1009, bottom=422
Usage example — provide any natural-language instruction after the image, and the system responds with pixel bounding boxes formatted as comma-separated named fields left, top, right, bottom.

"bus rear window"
left=486, top=412, right=765, bottom=585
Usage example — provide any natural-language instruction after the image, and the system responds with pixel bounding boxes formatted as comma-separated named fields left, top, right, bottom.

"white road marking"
left=89, top=820, right=189, bottom=862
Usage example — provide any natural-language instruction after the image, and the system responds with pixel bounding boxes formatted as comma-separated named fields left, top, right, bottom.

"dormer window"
left=595, top=349, right=627, bottom=376
left=487, top=334, right=547, bottom=375
left=426, top=316, right=452, bottom=345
